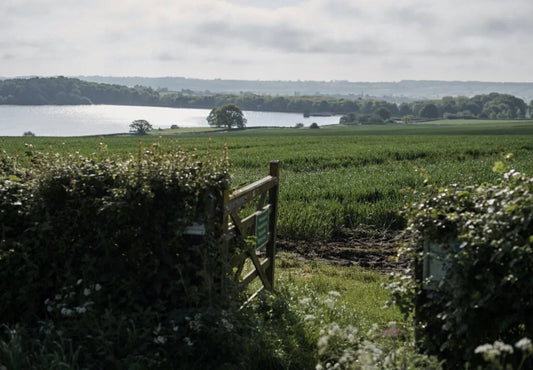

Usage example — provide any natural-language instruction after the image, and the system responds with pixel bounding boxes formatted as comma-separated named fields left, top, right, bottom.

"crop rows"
left=2, top=122, right=533, bottom=239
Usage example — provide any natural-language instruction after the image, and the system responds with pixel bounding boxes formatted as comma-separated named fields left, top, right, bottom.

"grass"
left=3, top=120, right=533, bottom=240
left=6, top=120, right=528, bottom=367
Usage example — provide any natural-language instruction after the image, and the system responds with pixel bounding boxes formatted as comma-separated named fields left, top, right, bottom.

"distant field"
left=3, top=121, right=533, bottom=239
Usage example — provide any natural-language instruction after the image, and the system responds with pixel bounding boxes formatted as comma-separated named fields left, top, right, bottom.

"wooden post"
left=266, top=160, right=280, bottom=290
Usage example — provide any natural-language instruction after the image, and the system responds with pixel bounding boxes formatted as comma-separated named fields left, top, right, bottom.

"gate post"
left=266, top=160, right=280, bottom=289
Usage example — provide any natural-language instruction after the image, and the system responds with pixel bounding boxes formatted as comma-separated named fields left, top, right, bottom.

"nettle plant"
left=390, top=169, right=533, bottom=368
left=0, top=146, right=262, bottom=367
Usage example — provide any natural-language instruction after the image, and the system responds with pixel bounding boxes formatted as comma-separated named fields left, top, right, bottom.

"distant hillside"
left=78, top=76, right=533, bottom=103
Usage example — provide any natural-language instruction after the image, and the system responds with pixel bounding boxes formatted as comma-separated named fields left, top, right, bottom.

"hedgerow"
left=0, top=145, right=275, bottom=368
left=389, top=169, right=533, bottom=368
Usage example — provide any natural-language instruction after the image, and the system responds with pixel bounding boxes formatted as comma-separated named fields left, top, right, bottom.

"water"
left=0, top=105, right=340, bottom=137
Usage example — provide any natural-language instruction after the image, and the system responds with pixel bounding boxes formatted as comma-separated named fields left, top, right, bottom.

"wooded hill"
left=1, top=77, right=531, bottom=121
left=78, top=76, right=533, bottom=103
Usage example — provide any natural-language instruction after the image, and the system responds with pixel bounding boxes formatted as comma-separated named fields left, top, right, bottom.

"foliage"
left=129, top=119, right=153, bottom=135
left=390, top=170, right=533, bottom=368
left=474, top=338, right=533, bottom=370
left=0, top=146, right=262, bottom=368
left=309, top=122, right=320, bottom=129
left=419, top=103, right=439, bottom=119
left=2, top=77, right=528, bottom=122
left=268, top=261, right=441, bottom=370
left=0, top=76, right=159, bottom=106
left=207, top=104, right=247, bottom=129
left=22, top=131, right=35, bottom=136
left=3, top=122, right=533, bottom=240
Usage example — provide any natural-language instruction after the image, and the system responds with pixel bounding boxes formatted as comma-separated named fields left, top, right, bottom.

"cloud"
left=1, top=0, right=533, bottom=81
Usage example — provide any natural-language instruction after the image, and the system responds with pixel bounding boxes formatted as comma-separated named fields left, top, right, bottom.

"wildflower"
left=317, top=336, right=329, bottom=350
left=304, top=314, right=316, bottom=322
left=493, top=340, right=514, bottom=354
left=83, top=288, right=91, bottom=296
left=324, top=298, right=335, bottom=309
left=328, top=290, right=341, bottom=297
left=515, top=338, right=532, bottom=352
left=184, top=337, right=193, bottom=347
left=60, top=308, right=73, bottom=317
left=300, top=297, right=311, bottom=305
left=475, top=343, right=501, bottom=361
left=55, top=294, right=62, bottom=300
left=154, top=336, right=167, bottom=345
left=94, top=283, right=102, bottom=291
left=75, top=307, right=87, bottom=314
left=77, top=279, right=83, bottom=285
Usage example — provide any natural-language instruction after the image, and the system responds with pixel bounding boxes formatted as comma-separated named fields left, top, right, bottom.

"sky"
left=1, top=0, right=533, bottom=82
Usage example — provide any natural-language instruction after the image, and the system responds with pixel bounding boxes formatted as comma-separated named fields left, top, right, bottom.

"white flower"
left=304, top=314, right=316, bottom=322
left=60, top=308, right=73, bottom=317
left=83, top=288, right=91, bottom=296
left=94, top=283, right=102, bottom=291
left=493, top=340, right=514, bottom=354
left=515, top=338, right=533, bottom=352
left=317, top=336, right=329, bottom=349
left=474, top=344, right=493, bottom=354
left=55, top=294, right=62, bottom=300
left=300, top=297, right=311, bottom=305
left=328, top=290, right=341, bottom=297
left=75, top=307, right=87, bottom=314
left=76, top=279, right=83, bottom=285
left=324, top=298, right=335, bottom=309
left=154, top=336, right=167, bottom=345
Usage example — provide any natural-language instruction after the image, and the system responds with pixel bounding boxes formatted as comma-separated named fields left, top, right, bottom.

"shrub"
left=0, top=146, right=260, bottom=367
left=310, top=122, right=320, bottom=129
left=390, top=170, right=533, bottom=368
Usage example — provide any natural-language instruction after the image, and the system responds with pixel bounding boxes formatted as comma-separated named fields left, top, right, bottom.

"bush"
left=0, top=146, right=262, bottom=367
left=309, top=122, right=320, bottom=129
left=390, top=170, right=533, bottom=368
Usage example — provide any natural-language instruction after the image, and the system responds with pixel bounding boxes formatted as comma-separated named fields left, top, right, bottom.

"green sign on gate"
left=255, top=209, right=269, bottom=249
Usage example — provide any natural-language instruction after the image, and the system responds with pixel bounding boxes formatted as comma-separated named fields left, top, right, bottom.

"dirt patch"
left=277, top=230, right=408, bottom=272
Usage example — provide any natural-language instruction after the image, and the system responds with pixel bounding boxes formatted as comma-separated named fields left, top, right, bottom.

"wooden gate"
left=223, top=161, right=280, bottom=303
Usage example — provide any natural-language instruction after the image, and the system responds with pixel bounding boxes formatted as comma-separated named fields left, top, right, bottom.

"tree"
left=419, top=103, right=439, bottom=119
left=207, top=104, right=246, bottom=129
left=373, top=107, right=391, bottom=121
left=129, top=119, right=152, bottom=135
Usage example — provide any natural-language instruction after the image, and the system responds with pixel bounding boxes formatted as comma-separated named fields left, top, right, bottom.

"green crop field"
left=2, top=120, right=533, bottom=368
left=2, top=120, right=533, bottom=240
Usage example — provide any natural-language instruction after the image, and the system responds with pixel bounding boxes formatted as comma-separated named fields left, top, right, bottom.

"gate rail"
left=223, top=161, right=280, bottom=302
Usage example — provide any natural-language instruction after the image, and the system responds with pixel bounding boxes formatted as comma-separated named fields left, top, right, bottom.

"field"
left=4, top=120, right=533, bottom=243
left=2, top=120, right=533, bottom=368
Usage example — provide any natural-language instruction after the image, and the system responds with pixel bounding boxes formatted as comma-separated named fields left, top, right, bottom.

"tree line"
left=1, top=77, right=532, bottom=122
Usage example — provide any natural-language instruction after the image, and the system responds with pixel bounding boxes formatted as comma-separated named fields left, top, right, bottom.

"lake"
left=0, top=105, right=340, bottom=137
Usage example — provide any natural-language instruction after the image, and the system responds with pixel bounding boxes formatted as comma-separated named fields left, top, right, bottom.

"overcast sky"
left=1, top=0, right=532, bottom=82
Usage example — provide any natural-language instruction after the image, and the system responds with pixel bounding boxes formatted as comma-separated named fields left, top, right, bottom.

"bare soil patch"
left=277, top=230, right=408, bottom=272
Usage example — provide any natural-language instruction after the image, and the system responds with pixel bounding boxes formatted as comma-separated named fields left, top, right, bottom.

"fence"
left=222, top=161, right=280, bottom=304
